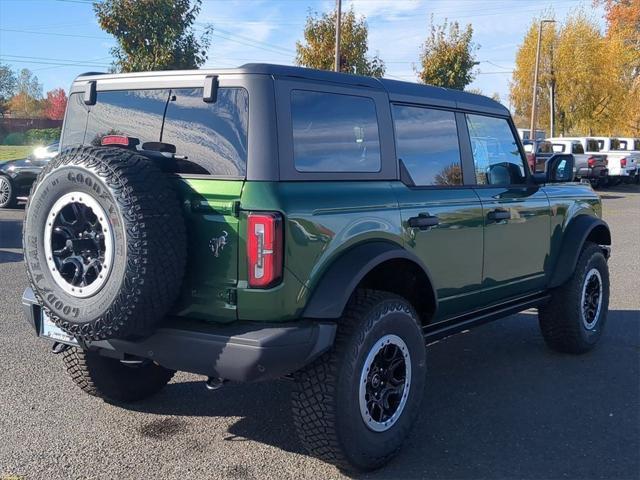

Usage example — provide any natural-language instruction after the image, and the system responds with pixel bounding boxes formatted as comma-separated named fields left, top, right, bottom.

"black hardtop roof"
left=76, top=63, right=509, bottom=116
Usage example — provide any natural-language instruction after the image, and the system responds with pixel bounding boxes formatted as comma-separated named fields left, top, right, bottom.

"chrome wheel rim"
left=359, top=334, right=411, bottom=432
left=43, top=191, right=114, bottom=298
left=0, top=177, right=10, bottom=205
left=581, top=268, right=603, bottom=330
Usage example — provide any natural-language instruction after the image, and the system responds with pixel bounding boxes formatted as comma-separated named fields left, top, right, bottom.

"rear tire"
left=539, top=242, right=609, bottom=354
left=62, top=347, right=174, bottom=403
left=291, top=290, right=426, bottom=471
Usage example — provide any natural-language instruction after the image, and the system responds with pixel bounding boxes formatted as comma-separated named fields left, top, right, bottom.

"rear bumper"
left=22, top=288, right=336, bottom=382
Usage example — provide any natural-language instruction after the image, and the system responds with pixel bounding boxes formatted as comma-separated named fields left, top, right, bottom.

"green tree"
left=94, top=0, right=213, bottom=73
left=416, top=17, right=478, bottom=90
left=0, top=64, right=17, bottom=116
left=296, top=8, right=385, bottom=77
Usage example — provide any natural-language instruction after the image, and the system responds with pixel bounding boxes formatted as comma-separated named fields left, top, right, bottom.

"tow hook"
left=205, top=377, right=227, bottom=391
left=51, top=342, right=71, bottom=354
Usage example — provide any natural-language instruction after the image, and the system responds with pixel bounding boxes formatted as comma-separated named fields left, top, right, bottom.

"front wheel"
left=539, top=242, right=609, bottom=354
left=291, top=290, right=426, bottom=471
left=0, top=175, right=16, bottom=208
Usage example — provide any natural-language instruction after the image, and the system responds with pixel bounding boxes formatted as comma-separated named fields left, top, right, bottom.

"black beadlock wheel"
left=291, top=289, right=426, bottom=472
left=63, top=347, right=175, bottom=403
left=539, top=242, right=610, bottom=354
left=23, top=146, right=187, bottom=342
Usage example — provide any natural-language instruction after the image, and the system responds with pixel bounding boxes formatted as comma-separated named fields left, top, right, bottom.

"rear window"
left=62, top=87, right=248, bottom=177
left=586, top=139, right=600, bottom=152
left=291, top=90, right=381, bottom=173
left=537, top=141, right=553, bottom=153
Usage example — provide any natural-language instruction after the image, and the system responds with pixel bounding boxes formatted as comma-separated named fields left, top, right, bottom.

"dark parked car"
left=21, top=65, right=611, bottom=471
left=0, top=142, right=59, bottom=208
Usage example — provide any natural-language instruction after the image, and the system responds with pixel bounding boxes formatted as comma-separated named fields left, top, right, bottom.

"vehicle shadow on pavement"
left=124, top=310, right=639, bottom=479
left=0, top=218, right=24, bottom=263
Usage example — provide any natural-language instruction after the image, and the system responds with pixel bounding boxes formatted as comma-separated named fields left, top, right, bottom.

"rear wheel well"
left=357, top=259, right=436, bottom=325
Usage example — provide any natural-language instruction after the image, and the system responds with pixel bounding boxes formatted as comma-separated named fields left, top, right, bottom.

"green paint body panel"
left=171, top=178, right=244, bottom=323
left=171, top=177, right=604, bottom=326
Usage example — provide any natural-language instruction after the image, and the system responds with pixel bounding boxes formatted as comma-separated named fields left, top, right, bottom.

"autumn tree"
left=510, top=10, right=632, bottom=136
left=416, top=17, right=478, bottom=90
left=296, top=8, right=385, bottom=77
left=94, top=0, right=213, bottom=72
left=8, top=68, right=43, bottom=118
left=43, top=88, right=68, bottom=120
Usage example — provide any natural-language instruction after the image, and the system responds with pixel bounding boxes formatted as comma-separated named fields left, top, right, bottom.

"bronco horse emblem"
left=209, top=231, right=228, bottom=257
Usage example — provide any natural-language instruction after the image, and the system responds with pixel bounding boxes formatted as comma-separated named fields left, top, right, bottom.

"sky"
left=0, top=0, right=606, bottom=107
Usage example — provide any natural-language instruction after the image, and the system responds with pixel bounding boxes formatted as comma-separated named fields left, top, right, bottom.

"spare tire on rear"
left=23, top=146, right=187, bottom=342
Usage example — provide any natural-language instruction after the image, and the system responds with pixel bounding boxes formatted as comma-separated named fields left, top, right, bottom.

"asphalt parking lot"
left=1, top=185, right=638, bottom=480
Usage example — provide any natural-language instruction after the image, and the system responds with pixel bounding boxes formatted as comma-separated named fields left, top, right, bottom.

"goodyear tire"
left=23, top=146, right=186, bottom=342
left=63, top=347, right=175, bottom=403
left=292, top=289, right=426, bottom=471
left=539, top=242, right=610, bottom=354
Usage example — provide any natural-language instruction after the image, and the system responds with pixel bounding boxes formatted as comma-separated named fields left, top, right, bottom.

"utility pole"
left=530, top=19, right=555, bottom=138
left=334, top=0, right=342, bottom=72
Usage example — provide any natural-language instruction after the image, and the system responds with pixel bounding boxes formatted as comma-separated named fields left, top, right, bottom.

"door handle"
left=408, top=214, right=440, bottom=230
left=487, top=208, right=511, bottom=222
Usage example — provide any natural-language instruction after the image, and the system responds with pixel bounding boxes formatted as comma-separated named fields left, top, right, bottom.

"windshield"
left=62, top=87, right=248, bottom=177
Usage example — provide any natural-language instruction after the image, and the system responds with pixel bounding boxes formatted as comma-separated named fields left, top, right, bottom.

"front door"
left=391, top=104, right=484, bottom=320
left=465, top=113, right=551, bottom=303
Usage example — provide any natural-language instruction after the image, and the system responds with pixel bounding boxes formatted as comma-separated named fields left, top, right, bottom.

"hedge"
left=1, top=127, right=61, bottom=146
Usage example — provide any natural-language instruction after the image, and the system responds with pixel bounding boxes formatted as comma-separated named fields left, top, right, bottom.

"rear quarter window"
left=61, top=87, right=248, bottom=177
left=291, top=90, right=381, bottom=173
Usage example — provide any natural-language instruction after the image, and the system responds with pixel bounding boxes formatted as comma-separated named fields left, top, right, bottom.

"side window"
left=572, top=143, right=584, bottom=154
left=466, top=114, right=526, bottom=185
left=61, top=93, right=89, bottom=147
left=291, top=90, right=381, bottom=172
left=392, top=105, right=462, bottom=186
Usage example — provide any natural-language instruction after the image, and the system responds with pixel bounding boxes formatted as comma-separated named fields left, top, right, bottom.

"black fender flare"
left=549, top=215, right=611, bottom=288
left=303, top=241, right=438, bottom=319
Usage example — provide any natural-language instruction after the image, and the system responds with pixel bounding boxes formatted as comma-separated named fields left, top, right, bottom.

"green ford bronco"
left=21, top=64, right=611, bottom=471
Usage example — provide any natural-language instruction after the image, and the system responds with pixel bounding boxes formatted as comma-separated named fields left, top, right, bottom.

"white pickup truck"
left=546, top=138, right=608, bottom=187
left=613, top=137, right=640, bottom=183
left=592, top=137, right=639, bottom=184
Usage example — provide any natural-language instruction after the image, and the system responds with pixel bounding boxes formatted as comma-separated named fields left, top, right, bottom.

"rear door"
left=61, top=83, right=249, bottom=323
left=465, top=113, right=551, bottom=303
left=391, top=105, right=484, bottom=319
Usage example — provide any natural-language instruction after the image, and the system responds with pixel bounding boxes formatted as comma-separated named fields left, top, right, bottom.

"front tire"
left=62, top=347, right=174, bottom=403
left=539, top=242, right=609, bottom=354
left=0, top=175, right=17, bottom=208
left=291, top=290, right=426, bottom=471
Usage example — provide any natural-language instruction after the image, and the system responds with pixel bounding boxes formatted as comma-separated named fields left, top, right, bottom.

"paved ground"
left=1, top=185, right=638, bottom=480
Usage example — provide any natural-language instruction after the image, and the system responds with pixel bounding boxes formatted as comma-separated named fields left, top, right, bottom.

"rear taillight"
left=101, top=135, right=131, bottom=146
left=620, top=157, right=627, bottom=168
left=588, top=157, right=596, bottom=167
left=247, top=212, right=283, bottom=288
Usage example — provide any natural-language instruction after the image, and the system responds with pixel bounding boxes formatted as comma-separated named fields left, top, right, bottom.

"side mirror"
left=547, top=154, right=574, bottom=182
